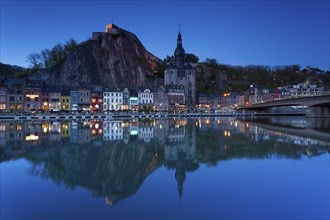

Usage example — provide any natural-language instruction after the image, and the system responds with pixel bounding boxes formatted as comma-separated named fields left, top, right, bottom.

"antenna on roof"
left=179, top=22, right=181, bottom=32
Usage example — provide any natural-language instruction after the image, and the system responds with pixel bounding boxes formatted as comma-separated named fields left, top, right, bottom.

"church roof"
left=174, top=45, right=185, bottom=57
left=174, top=31, right=185, bottom=58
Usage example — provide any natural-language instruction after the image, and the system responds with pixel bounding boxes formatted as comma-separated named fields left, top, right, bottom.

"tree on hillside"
left=155, top=62, right=166, bottom=78
left=64, top=39, right=78, bottom=54
left=26, top=53, right=42, bottom=69
left=185, top=53, right=199, bottom=63
left=40, top=49, right=51, bottom=68
left=205, top=58, right=218, bottom=66
left=26, top=38, right=79, bottom=70
left=49, top=43, right=66, bottom=67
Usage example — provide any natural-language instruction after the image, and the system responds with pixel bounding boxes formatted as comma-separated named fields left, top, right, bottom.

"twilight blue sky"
left=1, top=0, right=329, bottom=70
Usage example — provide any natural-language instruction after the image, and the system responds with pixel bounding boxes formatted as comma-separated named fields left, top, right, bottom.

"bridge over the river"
left=239, top=94, right=330, bottom=118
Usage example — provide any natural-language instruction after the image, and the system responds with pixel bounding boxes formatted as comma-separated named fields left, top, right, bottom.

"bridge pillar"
left=306, top=107, right=330, bottom=118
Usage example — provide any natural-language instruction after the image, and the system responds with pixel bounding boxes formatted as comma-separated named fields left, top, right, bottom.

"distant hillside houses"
left=196, top=81, right=325, bottom=111
left=244, top=81, right=325, bottom=105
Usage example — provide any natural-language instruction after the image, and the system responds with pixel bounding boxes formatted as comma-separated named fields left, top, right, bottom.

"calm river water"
left=0, top=117, right=329, bottom=219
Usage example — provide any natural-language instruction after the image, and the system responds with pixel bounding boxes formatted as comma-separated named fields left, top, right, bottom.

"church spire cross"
left=178, top=22, right=182, bottom=39
left=177, top=24, right=182, bottom=44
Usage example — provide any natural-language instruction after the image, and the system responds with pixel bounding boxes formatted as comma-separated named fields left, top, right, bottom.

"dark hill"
left=0, top=62, right=25, bottom=80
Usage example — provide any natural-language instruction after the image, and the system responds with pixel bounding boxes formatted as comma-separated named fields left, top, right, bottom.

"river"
left=0, top=117, right=329, bottom=219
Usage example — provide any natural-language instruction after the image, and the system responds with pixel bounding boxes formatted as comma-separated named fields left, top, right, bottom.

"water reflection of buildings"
left=103, top=120, right=123, bottom=141
left=1, top=118, right=329, bottom=157
left=138, top=121, right=154, bottom=143
left=245, top=119, right=330, bottom=147
left=165, top=119, right=197, bottom=198
left=0, top=118, right=329, bottom=205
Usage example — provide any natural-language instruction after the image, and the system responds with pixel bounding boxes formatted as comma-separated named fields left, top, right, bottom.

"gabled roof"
left=61, top=89, right=70, bottom=96
left=79, top=82, right=91, bottom=89
left=153, top=86, right=166, bottom=93
left=104, top=87, right=121, bottom=92
left=25, top=79, right=44, bottom=88
left=92, top=85, right=103, bottom=92
left=129, top=89, right=138, bottom=97
left=136, top=86, right=152, bottom=93
left=185, top=62, right=193, bottom=69
left=44, top=85, right=62, bottom=93
left=166, top=62, right=175, bottom=69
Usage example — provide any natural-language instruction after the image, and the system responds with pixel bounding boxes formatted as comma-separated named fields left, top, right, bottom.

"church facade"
left=164, top=31, right=196, bottom=109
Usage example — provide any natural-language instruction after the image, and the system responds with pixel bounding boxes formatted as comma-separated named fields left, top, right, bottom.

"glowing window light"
left=25, top=134, right=39, bottom=141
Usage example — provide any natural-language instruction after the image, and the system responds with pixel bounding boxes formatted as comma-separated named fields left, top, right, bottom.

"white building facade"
left=138, top=88, right=153, bottom=110
left=103, top=90, right=123, bottom=111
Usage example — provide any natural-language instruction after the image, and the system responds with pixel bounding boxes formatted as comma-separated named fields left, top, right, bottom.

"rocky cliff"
left=29, top=25, right=161, bottom=88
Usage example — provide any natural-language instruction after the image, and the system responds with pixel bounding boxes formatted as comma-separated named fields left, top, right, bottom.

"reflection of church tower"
left=164, top=120, right=197, bottom=200
left=175, top=151, right=187, bottom=198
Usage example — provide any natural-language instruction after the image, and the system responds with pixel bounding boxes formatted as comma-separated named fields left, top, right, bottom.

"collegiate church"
left=164, top=31, right=196, bottom=109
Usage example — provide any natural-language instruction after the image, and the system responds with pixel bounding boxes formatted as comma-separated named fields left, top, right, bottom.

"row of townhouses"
left=0, top=79, right=189, bottom=113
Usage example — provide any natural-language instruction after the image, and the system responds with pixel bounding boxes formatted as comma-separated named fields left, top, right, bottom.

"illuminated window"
left=17, top=125, right=22, bottom=131
left=25, top=134, right=39, bottom=141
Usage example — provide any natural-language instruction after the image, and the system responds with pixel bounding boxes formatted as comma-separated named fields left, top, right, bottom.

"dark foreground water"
left=1, top=117, right=329, bottom=219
